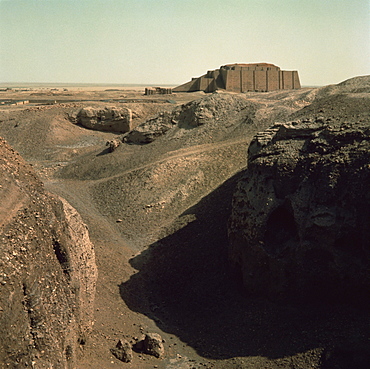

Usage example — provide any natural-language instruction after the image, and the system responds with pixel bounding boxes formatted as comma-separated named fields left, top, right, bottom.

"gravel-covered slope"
left=1, top=78, right=368, bottom=368
left=0, top=137, right=97, bottom=368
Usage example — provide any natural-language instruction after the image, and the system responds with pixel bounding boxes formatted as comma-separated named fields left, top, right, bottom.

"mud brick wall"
left=174, top=64, right=301, bottom=93
left=199, top=77, right=214, bottom=92
left=225, top=69, right=242, bottom=92
left=281, top=71, right=293, bottom=89
left=293, top=71, right=301, bottom=89
left=241, top=70, right=255, bottom=92
left=267, top=69, right=280, bottom=91
left=255, top=70, right=267, bottom=91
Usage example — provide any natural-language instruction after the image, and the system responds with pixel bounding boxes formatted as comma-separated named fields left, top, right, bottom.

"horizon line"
left=0, top=82, right=179, bottom=87
left=0, top=82, right=324, bottom=89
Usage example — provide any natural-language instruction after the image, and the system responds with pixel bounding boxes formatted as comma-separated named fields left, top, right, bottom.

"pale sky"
left=0, top=0, right=369, bottom=86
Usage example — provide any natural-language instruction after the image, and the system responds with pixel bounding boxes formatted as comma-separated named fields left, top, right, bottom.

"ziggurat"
left=173, top=63, right=301, bottom=93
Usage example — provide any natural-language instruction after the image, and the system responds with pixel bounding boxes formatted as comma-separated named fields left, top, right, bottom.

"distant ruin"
left=173, top=63, right=301, bottom=93
left=145, top=87, right=172, bottom=95
left=0, top=99, right=29, bottom=106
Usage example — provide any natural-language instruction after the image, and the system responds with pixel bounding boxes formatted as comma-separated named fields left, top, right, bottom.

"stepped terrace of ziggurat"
left=173, top=63, right=301, bottom=93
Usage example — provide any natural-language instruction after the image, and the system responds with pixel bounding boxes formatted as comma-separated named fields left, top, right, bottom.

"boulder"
left=0, top=137, right=97, bottom=367
left=142, top=333, right=165, bottom=358
left=106, top=137, right=122, bottom=152
left=228, top=110, right=370, bottom=303
left=111, top=339, right=133, bottom=363
left=76, top=106, right=132, bottom=133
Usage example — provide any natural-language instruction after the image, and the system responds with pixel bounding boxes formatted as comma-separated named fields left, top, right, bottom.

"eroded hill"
left=0, top=78, right=369, bottom=368
left=0, top=138, right=97, bottom=368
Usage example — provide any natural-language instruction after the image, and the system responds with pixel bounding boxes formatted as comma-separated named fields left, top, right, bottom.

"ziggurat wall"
left=173, top=63, right=301, bottom=93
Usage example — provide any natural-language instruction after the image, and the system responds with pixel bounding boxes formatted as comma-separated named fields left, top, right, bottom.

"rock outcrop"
left=124, top=111, right=175, bottom=144
left=228, top=97, right=370, bottom=303
left=125, top=93, right=257, bottom=144
left=76, top=106, right=132, bottom=133
left=0, top=137, right=97, bottom=367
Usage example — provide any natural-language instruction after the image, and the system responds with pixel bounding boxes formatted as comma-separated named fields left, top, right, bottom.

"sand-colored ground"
left=0, top=81, right=369, bottom=368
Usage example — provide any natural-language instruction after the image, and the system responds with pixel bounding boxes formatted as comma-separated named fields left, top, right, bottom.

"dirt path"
left=44, top=137, right=246, bottom=368
left=3, top=84, right=369, bottom=368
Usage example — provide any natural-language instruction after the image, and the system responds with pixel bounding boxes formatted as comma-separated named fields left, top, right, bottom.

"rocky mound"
left=316, top=75, right=370, bottom=97
left=228, top=99, right=370, bottom=303
left=124, top=110, right=175, bottom=144
left=0, top=137, right=97, bottom=367
left=291, top=91, right=370, bottom=123
left=125, top=93, right=259, bottom=144
left=0, top=105, right=116, bottom=165
left=1, top=80, right=369, bottom=368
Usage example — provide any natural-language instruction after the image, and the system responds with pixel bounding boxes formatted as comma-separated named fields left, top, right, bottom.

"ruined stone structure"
left=0, top=99, right=29, bottom=106
left=173, top=63, right=301, bottom=93
left=145, top=87, right=172, bottom=95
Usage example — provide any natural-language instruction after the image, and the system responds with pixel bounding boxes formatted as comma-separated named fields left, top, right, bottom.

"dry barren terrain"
left=0, top=80, right=369, bottom=368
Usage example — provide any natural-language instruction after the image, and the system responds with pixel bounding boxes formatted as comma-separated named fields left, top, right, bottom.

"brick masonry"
left=173, top=63, right=301, bottom=93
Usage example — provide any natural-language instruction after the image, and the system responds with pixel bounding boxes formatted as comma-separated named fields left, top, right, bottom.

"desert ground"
left=0, top=81, right=369, bottom=368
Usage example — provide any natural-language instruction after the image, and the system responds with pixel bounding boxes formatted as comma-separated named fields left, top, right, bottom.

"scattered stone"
left=142, top=333, right=165, bottom=358
left=106, top=138, right=121, bottom=152
left=111, top=339, right=133, bottom=363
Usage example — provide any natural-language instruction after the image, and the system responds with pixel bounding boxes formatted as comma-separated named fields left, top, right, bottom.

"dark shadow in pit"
left=119, top=172, right=370, bottom=363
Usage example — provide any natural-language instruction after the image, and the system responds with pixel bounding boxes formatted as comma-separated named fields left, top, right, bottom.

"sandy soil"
left=0, top=84, right=369, bottom=368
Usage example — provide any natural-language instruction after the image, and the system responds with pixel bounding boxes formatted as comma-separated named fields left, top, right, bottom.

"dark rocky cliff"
left=228, top=93, right=370, bottom=304
left=0, top=137, right=97, bottom=368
